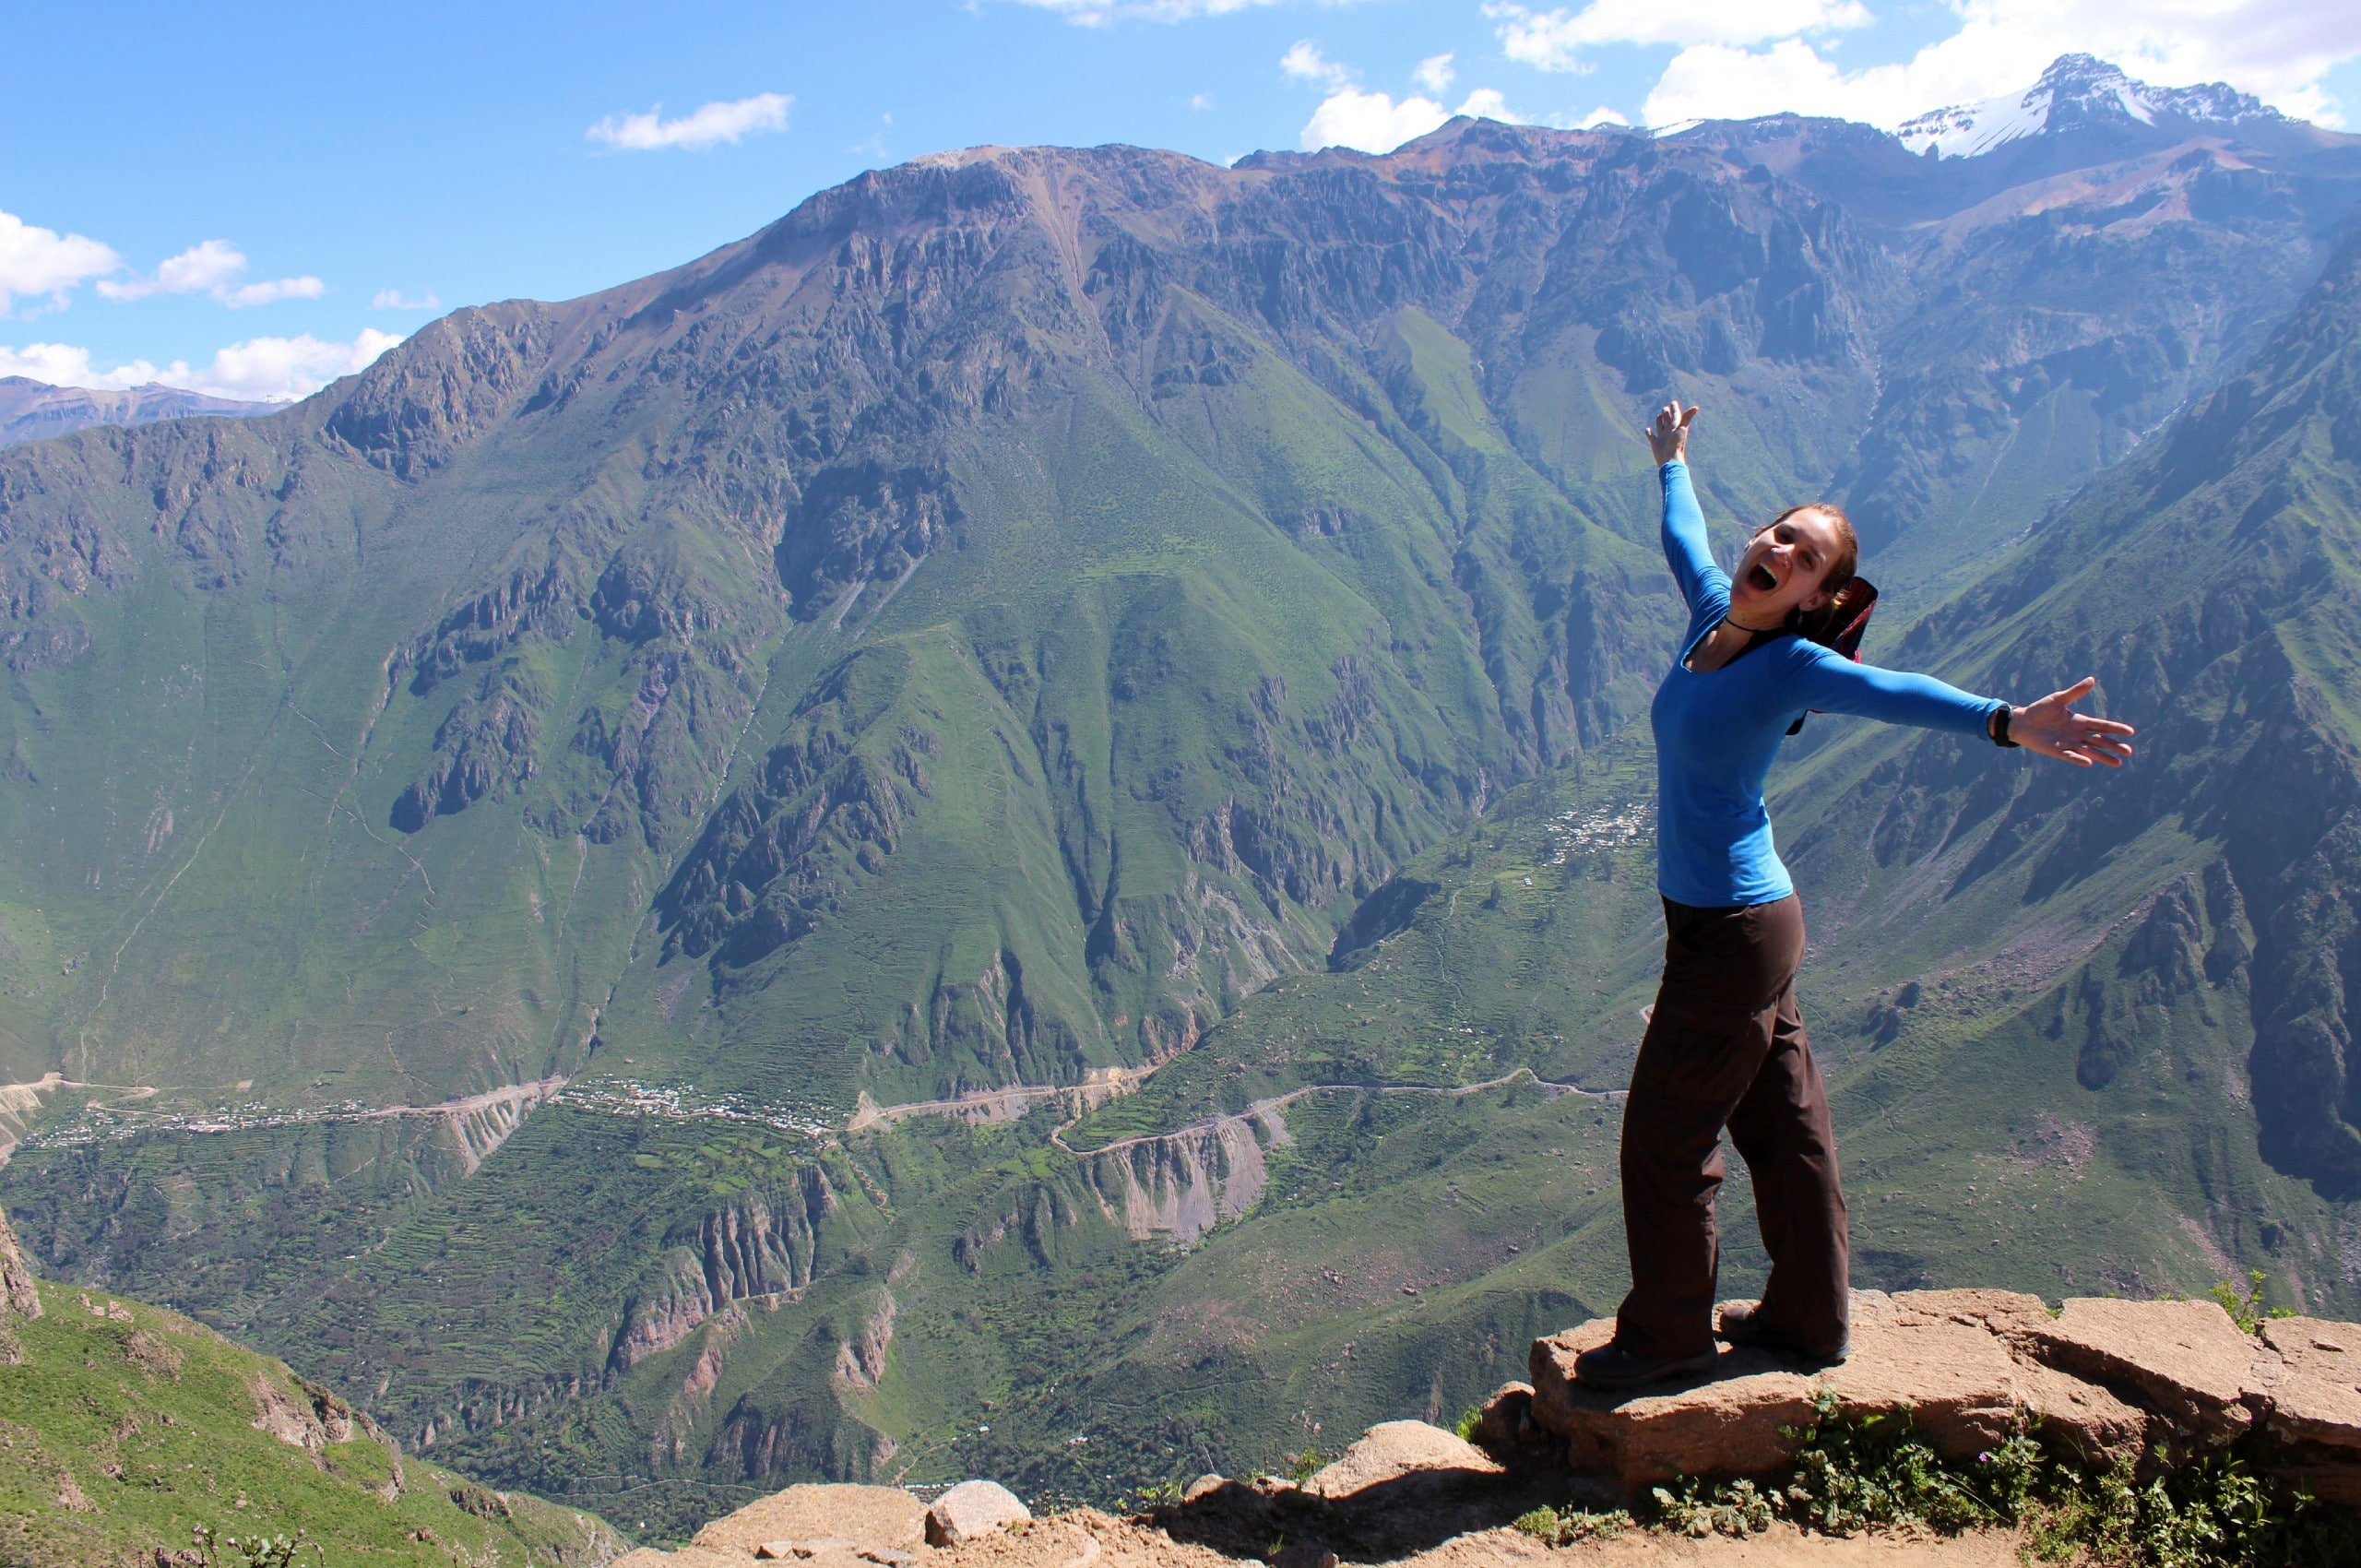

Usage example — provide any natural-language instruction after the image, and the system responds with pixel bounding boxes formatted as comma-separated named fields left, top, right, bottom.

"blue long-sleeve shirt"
left=1650, top=460, right=2001, bottom=908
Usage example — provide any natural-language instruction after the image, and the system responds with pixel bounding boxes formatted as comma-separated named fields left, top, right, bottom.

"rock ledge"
left=1528, top=1289, right=2356, bottom=1501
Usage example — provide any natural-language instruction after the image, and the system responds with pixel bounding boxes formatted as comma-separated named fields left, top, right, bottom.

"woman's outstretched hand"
left=2011, top=677, right=2136, bottom=766
left=1645, top=400, right=1697, bottom=465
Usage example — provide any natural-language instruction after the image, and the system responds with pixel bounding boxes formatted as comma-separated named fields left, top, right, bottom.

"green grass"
left=0, top=1277, right=623, bottom=1567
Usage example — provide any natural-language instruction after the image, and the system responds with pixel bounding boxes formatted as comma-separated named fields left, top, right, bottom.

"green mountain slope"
left=0, top=1207, right=623, bottom=1567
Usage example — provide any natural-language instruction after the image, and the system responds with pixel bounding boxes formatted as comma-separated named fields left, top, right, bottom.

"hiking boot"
left=1571, top=1339, right=1720, bottom=1389
left=1716, top=1301, right=1849, bottom=1365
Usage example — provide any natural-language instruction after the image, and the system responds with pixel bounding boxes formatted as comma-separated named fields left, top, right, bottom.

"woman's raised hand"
left=2011, top=677, right=2137, bottom=767
left=1645, top=400, right=1698, bottom=465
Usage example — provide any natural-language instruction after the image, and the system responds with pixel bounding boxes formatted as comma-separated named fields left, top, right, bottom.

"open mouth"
left=1748, top=563, right=1779, bottom=592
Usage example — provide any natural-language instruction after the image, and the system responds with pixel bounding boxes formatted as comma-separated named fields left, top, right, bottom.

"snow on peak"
left=1895, top=54, right=2287, bottom=160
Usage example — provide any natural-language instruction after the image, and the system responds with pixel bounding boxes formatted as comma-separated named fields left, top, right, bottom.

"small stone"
left=1471, top=1383, right=1536, bottom=1451
left=1181, top=1473, right=1228, bottom=1502
left=925, top=1479, right=1030, bottom=1546
left=753, top=1545, right=796, bottom=1561
left=1271, top=1545, right=1339, bottom=1568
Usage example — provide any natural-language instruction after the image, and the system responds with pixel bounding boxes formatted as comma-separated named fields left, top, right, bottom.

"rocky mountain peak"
left=1897, top=53, right=2290, bottom=159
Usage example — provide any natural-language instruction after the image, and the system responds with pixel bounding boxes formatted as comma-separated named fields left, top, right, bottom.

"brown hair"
left=1760, top=502, right=1859, bottom=645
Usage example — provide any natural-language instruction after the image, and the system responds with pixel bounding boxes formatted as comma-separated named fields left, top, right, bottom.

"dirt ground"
left=618, top=1437, right=2035, bottom=1568
left=931, top=1510, right=2028, bottom=1568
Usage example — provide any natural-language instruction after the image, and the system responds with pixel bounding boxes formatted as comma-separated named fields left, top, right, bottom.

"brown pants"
left=1613, top=894, right=1849, bottom=1360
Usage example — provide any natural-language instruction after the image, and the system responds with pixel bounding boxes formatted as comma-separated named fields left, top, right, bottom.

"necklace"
left=1722, top=611, right=1786, bottom=635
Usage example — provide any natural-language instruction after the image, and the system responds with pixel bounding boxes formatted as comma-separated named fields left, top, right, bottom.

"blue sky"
left=6, top=0, right=2357, bottom=401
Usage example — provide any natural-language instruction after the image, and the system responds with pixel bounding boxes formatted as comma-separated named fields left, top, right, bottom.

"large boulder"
left=1528, top=1289, right=2233, bottom=1490
left=2255, top=1316, right=2361, bottom=1505
left=693, top=1483, right=930, bottom=1558
left=1531, top=1313, right=1821, bottom=1487
left=1304, top=1420, right=1503, bottom=1498
left=925, top=1479, right=1030, bottom=1546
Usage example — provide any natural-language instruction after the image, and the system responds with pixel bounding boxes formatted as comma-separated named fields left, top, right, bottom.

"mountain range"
left=0, top=376, right=274, bottom=449
left=2, top=53, right=2358, bottom=1536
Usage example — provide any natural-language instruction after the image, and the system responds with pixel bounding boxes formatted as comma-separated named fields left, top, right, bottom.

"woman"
left=1573, top=401, right=2136, bottom=1389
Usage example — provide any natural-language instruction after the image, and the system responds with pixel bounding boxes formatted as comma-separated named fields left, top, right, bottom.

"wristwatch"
left=1990, top=704, right=2019, bottom=748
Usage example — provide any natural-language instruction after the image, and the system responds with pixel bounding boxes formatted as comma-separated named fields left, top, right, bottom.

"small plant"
left=2212, top=1271, right=2296, bottom=1336
left=1778, top=1391, right=1993, bottom=1535
left=1651, top=1476, right=1774, bottom=1538
left=191, top=1526, right=325, bottom=1568
left=1284, top=1448, right=1328, bottom=1487
left=1521, top=1393, right=2361, bottom=1564
left=1973, top=1430, right=2046, bottom=1522
left=1510, top=1504, right=1631, bottom=1544
left=1453, top=1404, right=1484, bottom=1443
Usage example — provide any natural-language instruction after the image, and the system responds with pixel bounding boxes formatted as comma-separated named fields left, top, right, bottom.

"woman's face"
left=1731, top=507, right=1845, bottom=620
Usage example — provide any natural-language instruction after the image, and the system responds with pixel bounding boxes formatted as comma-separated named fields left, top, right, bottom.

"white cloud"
left=1643, top=38, right=1852, bottom=125
left=1289, top=43, right=1525, bottom=152
left=372, top=289, right=442, bottom=311
left=0, top=328, right=401, bottom=402
left=587, top=92, right=792, bottom=151
left=1303, top=88, right=1455, bottom=151
left=102, top=238, right=242, bottom=299
left=1010, top=0, right=1338, bottom=23
left=1634, top=0, right=2361, bottom=130
left=98, top=240, right=326, bottom=309
left=1301, top=87, right=1527, bottom=151
left=219, top=277, right=326, bottom=308
left=0, top=342, right=110, bottom=385
left=0, top=210, right=119, bottom=314
left=1454, top=88, right=1519, bottom=121
left=1281, top=40, right=1349, bottom=88
left=1489, top=0, right=1868, bottom=71
left=1191, top=91, right=1216, bottom=110
left=1530, top=104, right=1633, bottom=129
